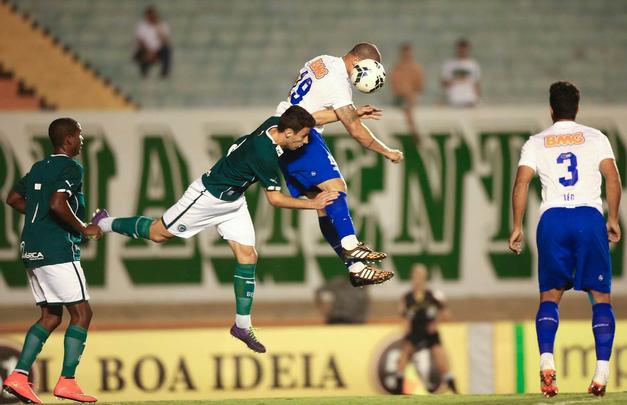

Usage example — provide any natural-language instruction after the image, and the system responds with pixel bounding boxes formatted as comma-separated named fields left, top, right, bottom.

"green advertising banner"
left=0, top=107, right=626, bottom=304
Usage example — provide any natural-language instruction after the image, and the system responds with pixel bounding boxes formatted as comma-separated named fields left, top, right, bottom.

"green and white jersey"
left=202, top=117, right=283, bottom=201
left=14, top=155, right=85, bottom=268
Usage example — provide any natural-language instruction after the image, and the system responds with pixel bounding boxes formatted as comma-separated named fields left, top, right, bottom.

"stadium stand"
left=0, top=64, right=42, bottom=110
left=0, top=1, right=135, bottom=110
left=8, top=0, right=627, bottom=108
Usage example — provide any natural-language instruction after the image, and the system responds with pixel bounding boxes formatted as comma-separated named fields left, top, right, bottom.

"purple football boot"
left=91, top=208, right=110, bottom=226
left=230, top=324, right=266, bottom=353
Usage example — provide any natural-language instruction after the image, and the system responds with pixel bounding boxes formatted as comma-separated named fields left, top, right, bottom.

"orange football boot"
left=2, top=371, right=42, bottom=404
left=540, top=369, right=559, bottom=398
left=588, top=380, right=607, bottom=397
left=54, top=377, right=98, bottom=403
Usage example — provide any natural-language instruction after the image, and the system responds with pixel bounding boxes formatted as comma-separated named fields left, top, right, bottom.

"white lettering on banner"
left=0, top=107, right=626, bottom=304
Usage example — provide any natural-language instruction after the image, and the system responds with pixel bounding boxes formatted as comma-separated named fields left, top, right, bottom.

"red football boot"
left=588, top=380, right=607, bottom=397
left=54, top=377, right=98, bottom=403
left=540, top=369, right=559, bottom=398
left=2, top=371, right=42, bottom=404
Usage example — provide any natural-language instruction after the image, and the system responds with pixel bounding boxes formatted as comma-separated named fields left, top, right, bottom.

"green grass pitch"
left=100, top=392, right=627, bottom=405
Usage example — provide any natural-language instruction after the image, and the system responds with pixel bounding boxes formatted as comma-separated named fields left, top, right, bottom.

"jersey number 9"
left=289, top=72, right=313, bottom=105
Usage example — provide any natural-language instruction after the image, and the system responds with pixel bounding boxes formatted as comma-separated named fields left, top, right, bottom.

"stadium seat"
left=8, top=0, right=627, bottom=108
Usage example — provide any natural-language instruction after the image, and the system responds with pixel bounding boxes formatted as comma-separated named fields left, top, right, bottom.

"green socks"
left=61, top=324, right=88, bottom=377
left=15, top=323, right=88, bottom=377
left=112, top=216, right=153, bottom=239
left=234, top=263, right=256, bottom=329
left=15, top=323, right=50, bottom=373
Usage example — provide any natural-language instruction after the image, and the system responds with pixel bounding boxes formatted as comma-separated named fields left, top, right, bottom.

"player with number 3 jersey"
left=274, top=42, right=404, bottom=287
left=509, top=82, right=621, bottom=398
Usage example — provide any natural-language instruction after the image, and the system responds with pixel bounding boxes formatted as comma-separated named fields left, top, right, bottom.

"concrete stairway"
left=0, top=1, right=136, bottom=110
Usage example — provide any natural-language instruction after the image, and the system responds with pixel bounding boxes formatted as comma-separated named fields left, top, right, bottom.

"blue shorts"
left=537, top=207, right=611, bottom=293
left=279, top=128, right=343, bottom=197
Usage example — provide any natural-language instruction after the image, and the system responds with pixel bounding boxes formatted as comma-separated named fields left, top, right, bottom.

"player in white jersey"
left=274, top=43, right=404, bottom=287
left=509, top=82, right=621, bottom=397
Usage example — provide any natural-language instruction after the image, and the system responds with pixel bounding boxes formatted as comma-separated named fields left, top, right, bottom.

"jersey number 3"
left=557, top=152, right=579, bottom=186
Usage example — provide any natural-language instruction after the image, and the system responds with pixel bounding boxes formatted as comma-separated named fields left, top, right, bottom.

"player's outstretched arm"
left=509, top=165, right=535, bottom=254
left=264, top=190, right=338, bottom=210
left=335, top=104, right=403, bottom=163
left=600, top=158, right=622, bottom=242
left=312, top=105, right=383, bottom=126
left=6, top=190, right=26, bottom=214
left=49, top=192, right=103, bottom=240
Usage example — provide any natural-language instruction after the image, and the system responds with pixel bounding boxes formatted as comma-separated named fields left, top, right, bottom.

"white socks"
left=593, top=360, right=610, bottom=384
left=97, top=217, right=115, bottom=232
left=540, top=352, right=555, bottom=370
left=348, top=262, right=366, bottom=273
left=340, top=235, right=359, bottom=250
left=235, top=314, right=251, bottom=329
left=541, top=354, right=609, bottom=385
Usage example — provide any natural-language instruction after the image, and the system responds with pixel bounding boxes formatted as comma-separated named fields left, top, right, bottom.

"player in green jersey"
left=92, top=106, right=337, bottom=353
left=3, top=118, right=102, bottom=404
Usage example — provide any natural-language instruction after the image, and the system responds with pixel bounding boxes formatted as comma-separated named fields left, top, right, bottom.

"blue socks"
left=535, top=300, right=615, bottom=376
left=592, top=303, right=615, bottom=361
left=536, top=301, right=559, bottom=355
left=318, top=216, right=355, bottom=267
left=324, top=192, right=356, bottom=240
left=318, top=216, right=344, bottom=258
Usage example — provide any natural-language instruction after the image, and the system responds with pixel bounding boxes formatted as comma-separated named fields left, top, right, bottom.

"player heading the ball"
left=274, top=42, right=403, bottom=287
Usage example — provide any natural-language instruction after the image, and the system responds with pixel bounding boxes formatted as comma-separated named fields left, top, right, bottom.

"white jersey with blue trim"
left=518, top=120, right=615, bottom=216
left=275, top=55, right=353, bottom=132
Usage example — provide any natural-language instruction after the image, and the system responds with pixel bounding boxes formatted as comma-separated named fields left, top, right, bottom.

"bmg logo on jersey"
left=544, top=132, right=585, bottom=148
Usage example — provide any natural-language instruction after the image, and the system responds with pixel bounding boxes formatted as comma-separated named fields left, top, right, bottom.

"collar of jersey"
left=265, top=126, right=284, bottom=156
left=552, top=120, right=576, bottom=128
left=50, top=153, right=70, bottom=157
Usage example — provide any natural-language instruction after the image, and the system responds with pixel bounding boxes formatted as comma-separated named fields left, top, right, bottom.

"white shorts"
left=27, top=261, right=90, bottom=305
left=161, top=178, right=256, bottom=246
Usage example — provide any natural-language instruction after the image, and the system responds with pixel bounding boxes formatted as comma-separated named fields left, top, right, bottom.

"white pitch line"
left=536, top=399, right=601, bottom=405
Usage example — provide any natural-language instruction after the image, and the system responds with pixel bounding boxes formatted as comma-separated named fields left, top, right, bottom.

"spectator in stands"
left=315, top=275, right=368, bottom=324
left=395, top=263, right=457, bottom=394
left=441, top=39, right=480, bottom=107
left=390, top=43, right=424, bottom=144
left=133, top=6, right=172, bottom=78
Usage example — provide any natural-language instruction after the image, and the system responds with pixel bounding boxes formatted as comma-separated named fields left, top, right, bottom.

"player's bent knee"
left=590, top=290, right=611, bottom=304
left=317, top=178, right=347, bottom=193
left=39, top=313, right=62, bottom=330
left=151, top=234, right=169, bottom=244
left=67, top=302, right=93, bottom=327
left=540, top=288, right=564, bottom=303
left=150, top=221, right=173, bottom=244
left=237, top=245, right=258, bottom=264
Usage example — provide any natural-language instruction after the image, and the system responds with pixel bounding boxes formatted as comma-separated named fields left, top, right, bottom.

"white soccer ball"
left=350, top=59, right=386, bottom=94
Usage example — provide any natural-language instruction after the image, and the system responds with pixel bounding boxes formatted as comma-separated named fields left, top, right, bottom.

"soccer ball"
left=350, top=59, right=386, bottom=94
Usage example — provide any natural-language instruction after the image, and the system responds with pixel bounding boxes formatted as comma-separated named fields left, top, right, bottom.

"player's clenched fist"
left=311, top=191, right=340, bottom=209
left=83, top=224, right=103, bottom=241
left=385, top=149, right=404, bottom=163
left=508, top=228, right=523, bottom=254
left=607, top=221, right=621, bottom=243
